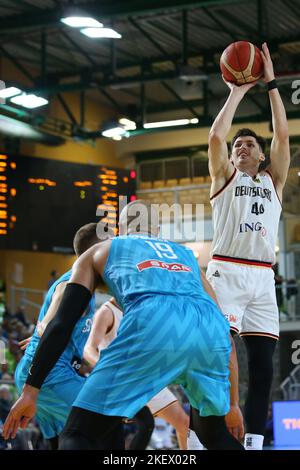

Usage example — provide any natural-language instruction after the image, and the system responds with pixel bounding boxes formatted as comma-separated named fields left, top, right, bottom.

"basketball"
left=220, top=41, right=264, bottom=85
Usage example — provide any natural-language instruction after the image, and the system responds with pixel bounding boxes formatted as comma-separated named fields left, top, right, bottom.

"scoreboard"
left=0, top=153, right=136, bottom=253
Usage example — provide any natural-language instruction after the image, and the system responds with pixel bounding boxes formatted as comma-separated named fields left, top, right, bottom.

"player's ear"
left=259, top=152, right=265, bottom=162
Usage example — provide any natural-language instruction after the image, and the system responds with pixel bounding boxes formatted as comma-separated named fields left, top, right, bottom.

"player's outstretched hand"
left=19, top=337, right=32, bottom=351
left=19, top=321, right=45, bottom=350
left=261, top=42, right=275, bottom=83
left=225, top=405, right=244, bottom=441
left=2, top=386, right=38, bottom=440
left=222, top=75, right=257, bottom=94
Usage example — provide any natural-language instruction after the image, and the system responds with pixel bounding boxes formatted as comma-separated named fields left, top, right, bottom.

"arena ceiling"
left=0, top=0, right=299, bottom=140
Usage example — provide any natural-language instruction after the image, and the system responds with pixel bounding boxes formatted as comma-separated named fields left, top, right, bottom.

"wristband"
left=267, top=79, right=277, bottom=91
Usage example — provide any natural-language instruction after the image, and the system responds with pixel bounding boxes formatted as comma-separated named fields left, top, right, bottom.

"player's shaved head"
left=119, top=200, right=159, bottom=237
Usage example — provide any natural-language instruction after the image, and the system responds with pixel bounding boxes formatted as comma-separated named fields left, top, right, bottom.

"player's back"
left=104, top=235, right=214, bottom=311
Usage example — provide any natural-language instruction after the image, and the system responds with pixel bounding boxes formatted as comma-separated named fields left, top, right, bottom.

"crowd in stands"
left=0, top=305, right=49, bottom=450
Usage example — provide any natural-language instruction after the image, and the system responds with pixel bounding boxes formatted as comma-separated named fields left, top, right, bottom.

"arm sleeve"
left=26, top=283, right=91, bottom=389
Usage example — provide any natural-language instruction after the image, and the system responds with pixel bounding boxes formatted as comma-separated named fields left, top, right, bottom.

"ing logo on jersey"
left=239, top=222, right=267, bottom=236
left=137, top=259, right=192, bottom=273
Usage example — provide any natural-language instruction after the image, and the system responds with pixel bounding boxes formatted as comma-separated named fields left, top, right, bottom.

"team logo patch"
left=137, top=259, right=192, bottom=272
left=212, top=270, right=220, bottom=277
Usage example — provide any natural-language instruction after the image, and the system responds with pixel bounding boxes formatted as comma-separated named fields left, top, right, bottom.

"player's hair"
left=73, top=222, right=113, bottom=256
left=73, top=223, right=98, bottom=256
left=231, top=128, right=266, bottom=153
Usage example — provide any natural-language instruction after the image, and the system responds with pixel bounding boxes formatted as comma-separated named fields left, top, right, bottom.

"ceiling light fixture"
left=0, top=87, right=22, bottom=99
left=118, top=118, right=136, bottom=130
left=143, top=118, right=199, bottom=129
left=101, top=118, right=136, bottom=139
left=61, top=14, right=102, bottom=28
left=10, top=93, right=48, bottom=109
left=102, top=127, right=128, bottom=139
left=81, top=27, right=121, bottom=39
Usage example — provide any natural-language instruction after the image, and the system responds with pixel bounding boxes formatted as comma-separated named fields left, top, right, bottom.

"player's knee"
left=58, top=431, right=73, bottom=450
left=59, top=429, right=91, bottom=450
left=136, top=407, right=155, bottom=433
left=163, top=406, right=189, bottom=434
left=140, top=418, right=154, bottom=435
left=245, top=336, right=276, bottom=387
left=248, top=352, right=274, bottom=388
left=176, top=410, right=189, bottom=434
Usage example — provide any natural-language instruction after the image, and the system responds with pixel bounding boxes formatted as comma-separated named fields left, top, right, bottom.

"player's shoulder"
left=48, top=271, right=71, bottom=296
left=259, top=168, right=271, bottom=177
left=257, top=169, right=275, bottom=185
left=170, top=240, right=194, bottom=256
left=53, top=279, right=68, bottom=295
left=90, top=238, right=113, bottom=255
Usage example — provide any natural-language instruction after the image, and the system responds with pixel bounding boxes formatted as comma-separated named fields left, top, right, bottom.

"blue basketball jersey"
left=103, top=235, right=214, bottom=310
left=75, top=235, right=230, bottom=419
left=25, top=270, right=95, bottom=379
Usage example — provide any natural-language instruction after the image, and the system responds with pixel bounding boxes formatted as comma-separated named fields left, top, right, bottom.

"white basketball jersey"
left=97, top=301, right=123, bottom=352
left=210, top=169, right=281, bottom=264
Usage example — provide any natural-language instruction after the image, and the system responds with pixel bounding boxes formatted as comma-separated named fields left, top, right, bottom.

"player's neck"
left=127, top=230, right=155, bottom=237
left=235, top=164, right=260, bottom=178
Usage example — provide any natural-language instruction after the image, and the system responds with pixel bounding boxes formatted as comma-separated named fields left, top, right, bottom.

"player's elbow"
left=208, top=129, right=223, bottom=143
left=208, top=130, right=224, bottom=148
left=275, top=127, right=289, bottom=142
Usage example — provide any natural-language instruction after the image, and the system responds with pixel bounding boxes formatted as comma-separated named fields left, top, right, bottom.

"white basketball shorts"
left=147, top=387, right=178, bottom=416
left=206, top=257, right=279, bottom=339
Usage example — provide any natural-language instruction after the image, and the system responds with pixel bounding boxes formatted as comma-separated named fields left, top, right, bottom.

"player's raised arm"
left=261, top=43, right=290, bottom=199
left=208, top=81, right=256, bottom=184
left=83, top=303, right=114, bottom=368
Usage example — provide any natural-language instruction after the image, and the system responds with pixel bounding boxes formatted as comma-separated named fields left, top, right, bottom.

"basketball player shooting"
left=206, top=42, right=290, bottom=450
